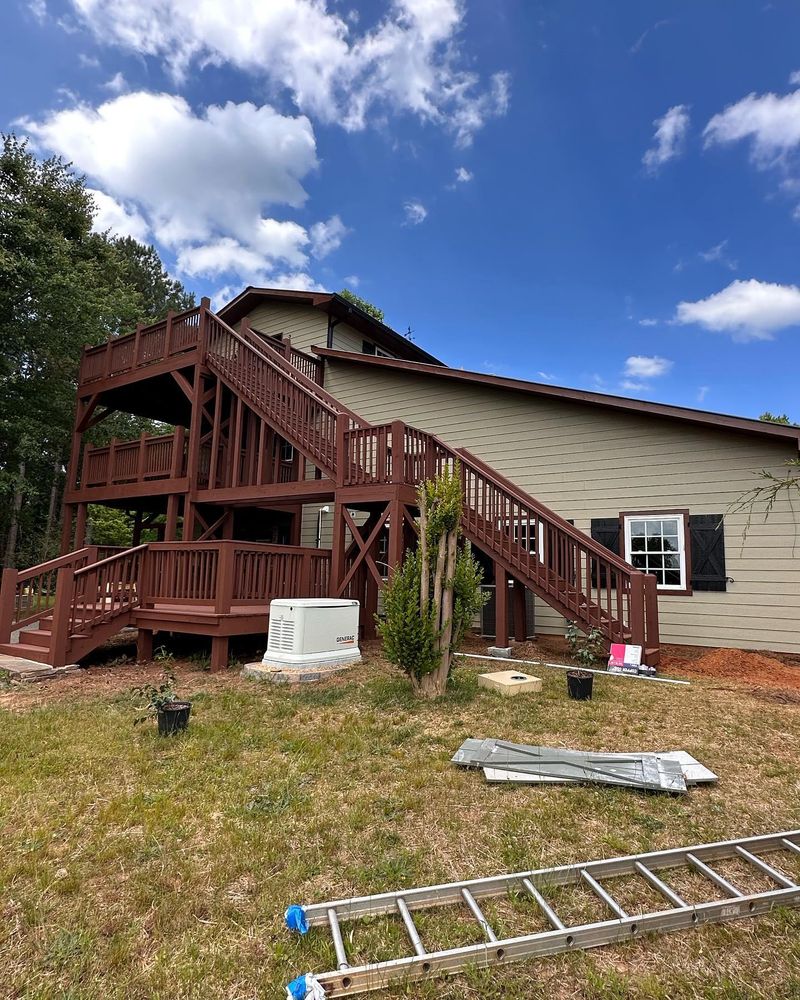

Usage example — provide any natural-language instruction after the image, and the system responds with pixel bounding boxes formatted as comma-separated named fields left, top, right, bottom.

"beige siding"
left=239, top=303, right=327, bottom=354
left=325, top=360, right=800, bottom=654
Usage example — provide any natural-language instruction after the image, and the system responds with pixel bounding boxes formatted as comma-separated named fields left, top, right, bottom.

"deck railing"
left=79, top=305, right=205, bottom=384
left=81, top=429, right=186, bottom=489
left=1, top=542, right=332, bottom=665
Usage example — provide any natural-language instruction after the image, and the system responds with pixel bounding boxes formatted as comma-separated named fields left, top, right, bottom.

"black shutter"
left=689, top=514, right=727, bottom=592
left=590, top=518, right=620, bottom=588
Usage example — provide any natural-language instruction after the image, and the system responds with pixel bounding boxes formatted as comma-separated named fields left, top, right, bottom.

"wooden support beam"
left=171, top=368, right=194, bottom=402
left=512, top=577, right=527, bottom=641
left=165, top=494, right=180, bottom=541
left=339, top=505, right=389, bottom=594
left=210, top=635, right=229, bottom=672
left=137, top=628, right=154, bottom=662
left=495, top=565, right=509, bottom=647
left=75, top=503, right=88, bottom=550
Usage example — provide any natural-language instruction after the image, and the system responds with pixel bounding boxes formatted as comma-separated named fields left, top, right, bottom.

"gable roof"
left=313, top=347, right=800, bottom=447
left=218, top=287, right=443, bottom=366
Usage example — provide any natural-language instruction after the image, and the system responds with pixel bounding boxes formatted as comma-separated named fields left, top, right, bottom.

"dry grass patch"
left=0, top=640, right=799, bottom=999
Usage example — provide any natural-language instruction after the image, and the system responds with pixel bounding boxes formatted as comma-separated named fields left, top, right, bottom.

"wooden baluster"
left=138, top=432, right=147, bottom=481
left=164, top=309, right=175, bottom=356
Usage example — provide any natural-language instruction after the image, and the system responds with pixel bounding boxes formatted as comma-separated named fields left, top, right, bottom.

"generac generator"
left=262, top=598, right=361, bottom=668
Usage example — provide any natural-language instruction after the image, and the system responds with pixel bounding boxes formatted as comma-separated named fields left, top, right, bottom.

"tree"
left=378, top=466, right=487, bottom=698
left=760, top=411, right=794, bottom=425
left=0, top=134, right=194, bottom=566
left=338, top=288, right=384, bottom=323
left=112, top=237, right=194, bottom=327
left=731, top=412, right=799, bottom=540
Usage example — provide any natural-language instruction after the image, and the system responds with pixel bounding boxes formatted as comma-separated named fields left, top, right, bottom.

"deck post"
left=0, top=568, right=19, bottom=642
left=164, top=496, right=180, bottom=542
left=629, top=573, right=646, bottom=649
left=387, top=497, right=405, bottom=574
left=335, top=413, right=348, bottom=486
left=50, top=567, right=75, bottom=667
left=215, top=542, right=234, bottom=614
left=137, top=628, right=153, bottom=662
left=210, top=635, right=229, bottom=672
left=494, top=565, right=509, bottom=647
left=74, top=503, right=88, bottom=550
left=512, top=577, right=527, bottom=641
left=643, top=573, right=660, bottom=660
left=330, top=501, right=347, bottom=597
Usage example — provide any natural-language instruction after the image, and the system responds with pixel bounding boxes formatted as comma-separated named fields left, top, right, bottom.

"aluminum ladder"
left=289, top=830, right=800, bottom=995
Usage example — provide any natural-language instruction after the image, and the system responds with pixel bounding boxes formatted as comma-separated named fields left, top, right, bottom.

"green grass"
left=1, top=644, right=799, bottom=999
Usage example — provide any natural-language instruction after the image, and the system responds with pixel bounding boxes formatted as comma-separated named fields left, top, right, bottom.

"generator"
left=262, top=598, right=361, bottom=669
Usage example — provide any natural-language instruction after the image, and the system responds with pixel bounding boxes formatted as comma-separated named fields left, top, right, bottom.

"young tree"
left=378, top=465, right=486, bottom=698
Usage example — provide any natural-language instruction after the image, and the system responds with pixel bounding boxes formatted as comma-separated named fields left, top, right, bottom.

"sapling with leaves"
left=378, top=464, right=487, bottom=698
left=132, top=671, right=177, bottom=725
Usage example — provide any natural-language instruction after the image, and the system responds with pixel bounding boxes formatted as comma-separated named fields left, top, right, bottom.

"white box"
left=262, top=598, right=361, bottom=668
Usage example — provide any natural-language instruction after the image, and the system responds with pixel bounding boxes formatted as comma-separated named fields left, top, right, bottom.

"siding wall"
left=323, top=360, right=800, bottom=654
left=240, top=302, right=391, bottom=358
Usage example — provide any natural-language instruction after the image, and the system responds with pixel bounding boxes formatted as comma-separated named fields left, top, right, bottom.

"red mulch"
left=661, top=646, right=800, bottom=694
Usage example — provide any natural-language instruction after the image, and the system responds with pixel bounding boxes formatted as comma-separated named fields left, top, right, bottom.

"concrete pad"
left=242, top=661, right=354, bottom=685
left=0, top=653, right=80, bottom=683
left=478, top=670, right=542, bottom=697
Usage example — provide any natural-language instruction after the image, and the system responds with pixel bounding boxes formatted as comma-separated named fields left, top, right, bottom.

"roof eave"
left=314, top=348, right=800, bottom=447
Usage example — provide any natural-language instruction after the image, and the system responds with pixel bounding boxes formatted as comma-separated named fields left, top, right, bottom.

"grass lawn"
left=1, top=640, right=799, bottom=999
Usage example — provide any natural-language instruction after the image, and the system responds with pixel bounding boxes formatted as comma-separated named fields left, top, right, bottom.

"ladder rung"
left=460, top=888, right=497, bottom=942
left=580, top=870, right=628, bottom=919
left=327, top=908, right=349, bottom=970
left=522, top=877, right=564, bottom=930
left=686, top=853, right=743, bottom=898
left=634, top=861, right=686, bottom=909
left=396, top=897, right=426, bottom=956
left=782, top=838, right=800, bottom=857
left=735, top=846, right=796, bottom=889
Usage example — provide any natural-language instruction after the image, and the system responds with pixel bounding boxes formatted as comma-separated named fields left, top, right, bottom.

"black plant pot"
left=566, top=670, right=593, bottom=701
left=157, top=701, right=192, bottom=736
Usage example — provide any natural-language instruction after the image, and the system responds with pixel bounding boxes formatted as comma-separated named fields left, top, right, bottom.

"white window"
left=623, top=513, right=687, bottom=590
left=504, top=518, right=545, bottom=560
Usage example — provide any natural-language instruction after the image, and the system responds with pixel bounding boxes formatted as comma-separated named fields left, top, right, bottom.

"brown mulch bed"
left=660, top=646, right=800, bottom=693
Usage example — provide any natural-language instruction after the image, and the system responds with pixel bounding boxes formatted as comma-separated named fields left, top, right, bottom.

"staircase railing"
left=67, top=545, right=147, bottom=638
left=340, top=421, right=659, bottom=652
left=0, top=546, right=122, bottom=639
left=204, top=311, right=366, bottom=480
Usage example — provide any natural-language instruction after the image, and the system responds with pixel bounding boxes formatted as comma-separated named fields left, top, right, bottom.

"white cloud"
left=704, top=86, right=800, bottom=164
left=638, top=317, right=658, bottom=327
left=403, top=199, right=427, bottom=225
left=28, top=0, right=47, bottom=22
left=675, top=279, right=800, bottom=341
left=536, top=370, right=556, bottom=382
left=699, top=238, right=738, bottom=270
left=697, top=385, right=710, bottom=403
left=309, top=215, right=348, bottom=259
left=18, top=91, right=338, bottom=289
left=78, top=52, right=99, bottom=68
left=643, top=104, right=690, bottom=173
left=63, top=0, right=509, bottom=147
left=89, top=187, right=149, bottom=241
left=624, top=355, right=673, bottom=378
left=620, top=379, right=648, bottom=393
left=454, top=166, right=473, bottom=183
left=102, top=71, right=127, bottom=93
left=343, top=274, right=360, bottom=288
left=791, top=70, right=800, bottom=87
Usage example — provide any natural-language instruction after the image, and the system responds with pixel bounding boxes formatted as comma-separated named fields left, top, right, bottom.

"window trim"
left=619, top=509, right=693, bottom=596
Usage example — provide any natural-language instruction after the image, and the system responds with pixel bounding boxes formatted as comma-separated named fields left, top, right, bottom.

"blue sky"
left=3, top=0, right=800, bottom=420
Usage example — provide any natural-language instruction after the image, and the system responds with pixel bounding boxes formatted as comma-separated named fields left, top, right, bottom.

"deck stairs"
left=1, top=307, right=659, bottom=666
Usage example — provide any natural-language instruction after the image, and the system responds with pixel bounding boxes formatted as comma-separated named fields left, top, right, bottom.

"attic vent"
left=268, top=616, right=295, bottom=653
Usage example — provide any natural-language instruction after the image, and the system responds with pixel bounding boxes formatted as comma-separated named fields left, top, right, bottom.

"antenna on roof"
left=406, top=324, right=414, bottom=341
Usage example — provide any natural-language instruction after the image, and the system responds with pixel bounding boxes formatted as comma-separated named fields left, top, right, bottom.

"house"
left=1, top=287, right=797, bottom=670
